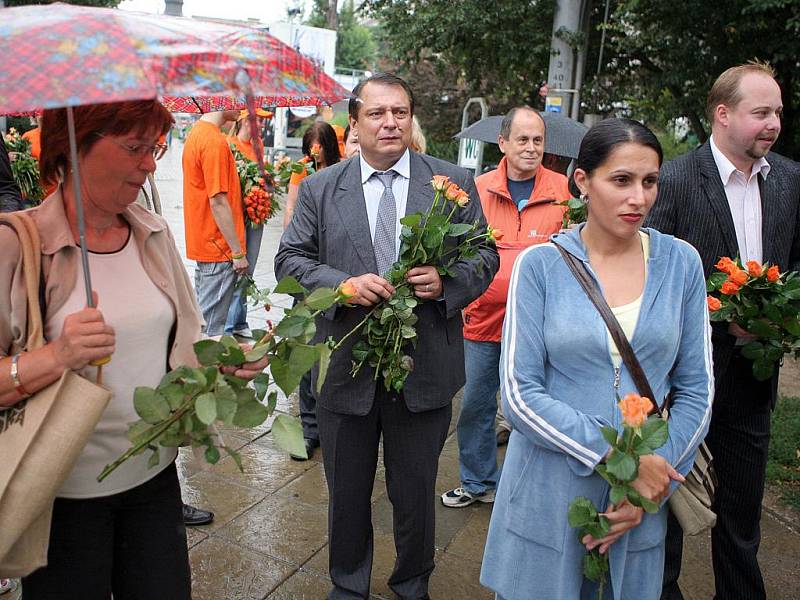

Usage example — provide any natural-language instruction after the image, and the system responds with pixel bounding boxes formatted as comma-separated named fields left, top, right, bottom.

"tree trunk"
left=326, top=0, right=338, bottom=30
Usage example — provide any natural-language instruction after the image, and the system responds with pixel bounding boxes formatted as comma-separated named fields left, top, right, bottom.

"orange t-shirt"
left=229, top=136, right=257, bottom=163
left=289, top=156, right=312, bottom=186
left=331, top=123, right=345, bottom=158
left=22, top=128, right=41, bottom=159
left=182, top=120, right=245, bottom=262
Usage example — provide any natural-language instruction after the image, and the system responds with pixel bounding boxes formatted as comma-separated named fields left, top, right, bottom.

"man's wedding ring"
left=425, top=283, right=431, bottom=292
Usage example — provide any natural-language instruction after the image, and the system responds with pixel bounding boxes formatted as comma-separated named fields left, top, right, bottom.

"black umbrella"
left=455, top=113, right=589, bottom=159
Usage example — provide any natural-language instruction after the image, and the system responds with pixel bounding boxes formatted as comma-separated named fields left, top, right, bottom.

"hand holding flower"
left=406, top=265, right=442, bottom=299
left=583, top=499, right=644, bottom=554
left=342, top=273, right=395, bottom=307
left=630, top=454, right=683, bottom=505
left=219, top=343, right=270, bottom=380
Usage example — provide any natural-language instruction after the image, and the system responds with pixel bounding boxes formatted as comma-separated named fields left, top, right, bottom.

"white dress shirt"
left=359, top=149, right=410, bottom=261
left=709, top=135, right=770, bottom=263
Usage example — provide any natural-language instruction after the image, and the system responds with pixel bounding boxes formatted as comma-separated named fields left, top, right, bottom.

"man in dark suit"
left=275, top=73, right=498, bottom=599
left=646, top=62, right=800, bottom=600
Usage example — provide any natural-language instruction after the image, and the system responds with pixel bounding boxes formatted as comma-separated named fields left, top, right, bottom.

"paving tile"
left=209, top=433, right=316, bottom=494
left=267, top=568, right=331, bottom=599
left=190, top=536, right=295, bottom=600
left=217, top=494, right=329, bottom=565
left=431, top=549, right=493, bottom=599
left=186, top=525, right=209, bottom=549
left=181, top=470, right=267, bottom=533
left=445, top=506, right=492, bottom=558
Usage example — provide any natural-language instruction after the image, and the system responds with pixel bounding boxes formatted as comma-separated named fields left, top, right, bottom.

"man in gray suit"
left=646, top=62, right=800, bottom=600
left=275, top=73, right=498, bottom=599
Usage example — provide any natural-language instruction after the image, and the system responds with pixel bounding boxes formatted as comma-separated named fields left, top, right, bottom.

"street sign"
left=458, top=136, right=482, bottom=170
left=545, top=96, right=563, bottom=113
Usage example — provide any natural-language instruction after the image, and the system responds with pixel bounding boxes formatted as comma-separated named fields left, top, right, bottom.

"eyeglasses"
left=96, top=133, right=168, bottom=160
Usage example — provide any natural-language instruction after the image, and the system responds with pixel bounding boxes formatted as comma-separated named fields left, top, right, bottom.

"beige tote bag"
left=0, top=212, right=112, bottom=577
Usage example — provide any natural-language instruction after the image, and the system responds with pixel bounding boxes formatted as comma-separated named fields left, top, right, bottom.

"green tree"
left=364, top=0, right=556, bottom=107
left=336, top=0, right=377, bottom=71
left=307, top=0, right=377, bottom=72
left=586, top=0, right=800, bottom=157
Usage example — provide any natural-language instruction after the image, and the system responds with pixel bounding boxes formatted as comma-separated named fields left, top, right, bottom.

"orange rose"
left=338, top=281, right=357, bottom=299
left=707, top=296, right=722, bottom=312
left=746, top=261, right=763, bottom=277
left=728, top=268, right=748, bottom=286
left=454, top=189, right=470, bottom=207
left=489, top=227, right=504, bottom=241
left=715, top=257, right=736, bottom=274
left=310, top=143, right=321, bottom=158
left=720, top=281, right=740, bottom=295
left=767, top=265, right=780, bottom=282
left=618, top=393, right=654, bottom=429
left=431, top=175, right=451, bottom=193
left=444, top=182, right=462, bottom=202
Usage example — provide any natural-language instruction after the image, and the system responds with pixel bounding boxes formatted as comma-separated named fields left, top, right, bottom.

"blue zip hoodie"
left=481, top=225, right=713, bottom=600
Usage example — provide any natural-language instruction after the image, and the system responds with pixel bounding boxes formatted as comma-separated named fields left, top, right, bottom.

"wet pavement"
left=6, top=143, right=799, bottom=599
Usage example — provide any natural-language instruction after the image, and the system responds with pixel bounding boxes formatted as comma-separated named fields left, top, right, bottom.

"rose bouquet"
left=706, top=257, right=800, bottom=380
left=568, top=393, right=668, bottom=599
left=97, top=277, right=353, bottom=481
left=335, top=175, right=499, bottom=392
left=3, top=128, right=44, bottom=206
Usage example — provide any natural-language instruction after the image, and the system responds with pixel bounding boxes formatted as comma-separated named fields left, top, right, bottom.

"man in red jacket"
left=442, top=106, right=571, bottom=507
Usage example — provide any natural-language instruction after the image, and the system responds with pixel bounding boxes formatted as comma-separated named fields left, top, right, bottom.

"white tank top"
left=45, top=232, right=177, bottom=498
left=608, top=231, right=650, bottom=368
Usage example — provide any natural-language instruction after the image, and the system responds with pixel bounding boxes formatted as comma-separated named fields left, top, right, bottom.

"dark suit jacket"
left=645, top=141, right=800, bottom=382
left=0, top=143, right=23, bottom=213
left=274, top=152, right=499, bottom=415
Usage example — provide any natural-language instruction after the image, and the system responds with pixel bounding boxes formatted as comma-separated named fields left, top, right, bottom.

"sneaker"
left=232, top=327, right=253, bottom=340
left=441, top=487, right=495, bottom=508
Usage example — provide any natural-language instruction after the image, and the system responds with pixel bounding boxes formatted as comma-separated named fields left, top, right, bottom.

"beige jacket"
left=0, top=190, right=203, bottom=368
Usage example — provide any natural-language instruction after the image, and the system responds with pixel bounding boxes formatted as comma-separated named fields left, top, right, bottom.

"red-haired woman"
left=0, top=100, right=268, bottom=598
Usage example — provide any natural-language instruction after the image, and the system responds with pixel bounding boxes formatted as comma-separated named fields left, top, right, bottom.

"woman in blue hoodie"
left=481, top=119, right=713, bottom=600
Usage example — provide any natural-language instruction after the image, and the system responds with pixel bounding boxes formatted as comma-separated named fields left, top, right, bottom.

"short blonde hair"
left=410, top=116, right=427, bottom=153
left=706, top=60, right=777, bottom=123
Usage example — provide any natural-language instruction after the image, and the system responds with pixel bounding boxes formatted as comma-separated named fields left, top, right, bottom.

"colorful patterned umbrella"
left=0, top=3, right=350, bottom=114
left=0, top=3, right=350, bottom=314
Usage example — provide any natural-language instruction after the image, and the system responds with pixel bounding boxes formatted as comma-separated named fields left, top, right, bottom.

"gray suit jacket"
left=645, top=141, right=800, bottom=381
left=275, top=152, right=499, bottom=415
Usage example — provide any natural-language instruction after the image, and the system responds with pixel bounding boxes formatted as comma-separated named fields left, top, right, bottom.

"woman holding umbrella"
left=0, top=99, right=267, bottom=598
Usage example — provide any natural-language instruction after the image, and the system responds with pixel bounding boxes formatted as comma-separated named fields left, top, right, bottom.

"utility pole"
left=545, top=0, right=591, bottom=120
left=164, top=0, right=183, bottom=17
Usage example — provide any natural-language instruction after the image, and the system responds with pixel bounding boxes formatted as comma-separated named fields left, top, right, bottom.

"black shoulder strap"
left=555, top=244, right=663, bottom=416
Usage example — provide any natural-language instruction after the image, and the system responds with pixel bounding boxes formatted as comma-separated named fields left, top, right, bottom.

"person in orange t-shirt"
left=22, top=126, right=41, bottom=159
left=282, top=121, right=341, bottom=229
left=225, top=108, right=270, bottom=337
left=182, top=109, right=247, bottom=336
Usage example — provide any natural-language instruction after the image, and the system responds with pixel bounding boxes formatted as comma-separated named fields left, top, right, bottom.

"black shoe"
left=290, top=437, right=320, bottom=461
left=182, top=503, right=214, bottom=526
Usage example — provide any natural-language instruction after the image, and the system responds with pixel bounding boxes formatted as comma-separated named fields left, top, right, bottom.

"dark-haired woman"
left=480, top=118, right=713, bottom=599
left=0, top=100, right=267, bottom=598
left=282, top=120, right=341, bottom=228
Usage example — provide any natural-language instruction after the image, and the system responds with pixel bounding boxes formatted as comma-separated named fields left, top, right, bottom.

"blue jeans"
left=225, top=225, right=264, bottom=334
left=457, top=339, right=501, bottom=495
left=194, top=260, right=237, bottom=337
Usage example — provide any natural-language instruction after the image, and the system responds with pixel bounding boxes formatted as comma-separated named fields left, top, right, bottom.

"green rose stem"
left=97, top=398, right=194, bottom=482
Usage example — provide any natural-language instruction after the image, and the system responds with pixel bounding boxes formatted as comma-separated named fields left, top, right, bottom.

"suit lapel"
left=697, top=143, right=740, bottom=260
left=334, top=159, right=378, bottom=273
left=406, top=152, right=435, bottom=216
left=759, top=166, right=779, bottom=265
